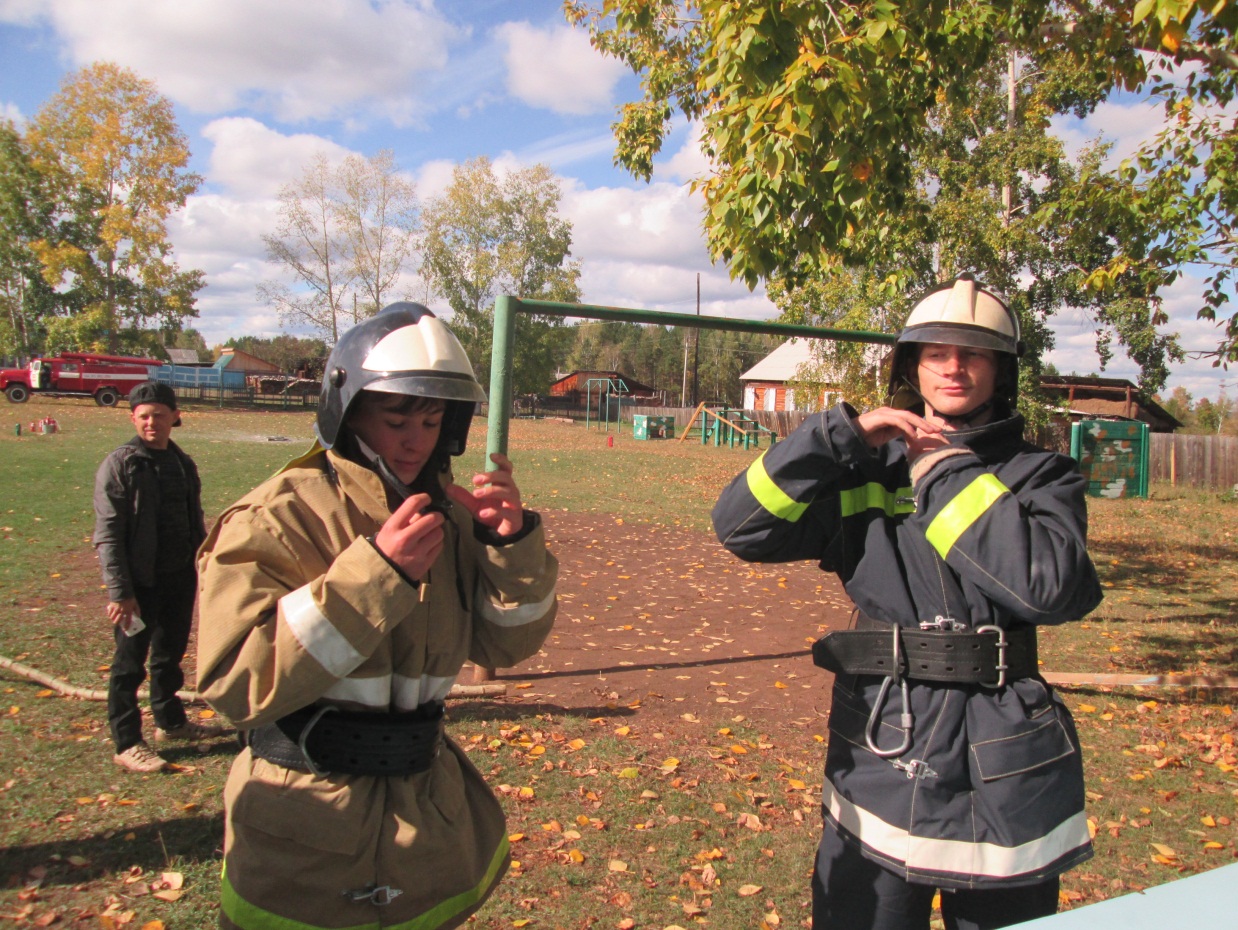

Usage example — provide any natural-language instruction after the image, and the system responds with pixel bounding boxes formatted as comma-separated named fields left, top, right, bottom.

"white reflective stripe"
left=322, top=675, right=390, bottom=709
left=477, top=587, right=556, bottom=627
left=823, top=781, right=1090, bottom=879
left=280, top=584, right=365, bottom=679
left=410, top=673, right=457, bottom=705
left=318, top=673, right=457, bottom=710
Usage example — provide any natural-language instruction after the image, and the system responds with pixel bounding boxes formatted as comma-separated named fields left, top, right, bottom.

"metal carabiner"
left=343, top=884, right=404, bottom=906
left=864, top=625, right=913, bottom=759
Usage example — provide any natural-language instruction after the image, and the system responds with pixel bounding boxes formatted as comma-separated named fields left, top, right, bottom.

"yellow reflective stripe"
left=220, top=836, right=509, bottom=930
left=839, top=482, right=914, bottom=518
left=925, top=473, right=1009, bottom=558
left=222, top=865, right=375, bottom=930
left=389, top=835, right=509, bottom=930
left=745, top=451, right=809, bottom=523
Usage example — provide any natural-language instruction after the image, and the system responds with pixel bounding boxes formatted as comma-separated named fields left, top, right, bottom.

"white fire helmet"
left=315, top=302, right=487, bottom=454
left=887, top=275, right=1023, bottom=409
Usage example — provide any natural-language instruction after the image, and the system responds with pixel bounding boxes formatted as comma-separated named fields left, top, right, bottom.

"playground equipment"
left=680, top=402, right=779, bottom=449
left=482, top=295, right=895, bottom=478
left=472, top=295, right=895, bottom=682
left=584, top=376, right=629, bottom=434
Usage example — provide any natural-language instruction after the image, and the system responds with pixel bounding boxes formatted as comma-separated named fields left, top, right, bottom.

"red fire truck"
left=1, top=352, right=163, bottom=406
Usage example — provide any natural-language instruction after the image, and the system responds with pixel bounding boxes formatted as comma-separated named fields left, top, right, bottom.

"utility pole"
left=692, top=273, right=701, bottom=406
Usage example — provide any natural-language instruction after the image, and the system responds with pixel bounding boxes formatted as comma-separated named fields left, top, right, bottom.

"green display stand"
left=1069, top=419, right=1150, bottom=499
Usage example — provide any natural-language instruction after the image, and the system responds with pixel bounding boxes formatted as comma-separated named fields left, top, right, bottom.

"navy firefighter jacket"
left=711, top=402, right=1103, bottom=890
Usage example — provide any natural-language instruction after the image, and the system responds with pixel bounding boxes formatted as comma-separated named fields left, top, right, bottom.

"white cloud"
left=201, top=117, right=353, bottom=198
left=27, top=0, right=462, bottom=123
left=1, top=100, right=23, bottom=125
left=660, top=120, right=712, bottom=183
left=565, top=179, right=710, bottom=269
left=0, top=0, right=43, bottom=24
left=1051, top=98, right=1165, bottom=167
left=498, top=21, right=625, bottom=115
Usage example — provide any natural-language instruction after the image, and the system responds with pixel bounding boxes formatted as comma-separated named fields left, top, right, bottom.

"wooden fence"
left=627, top=406, right=1237, bottom=491
left=1150, top=433, right=1238, bottom=490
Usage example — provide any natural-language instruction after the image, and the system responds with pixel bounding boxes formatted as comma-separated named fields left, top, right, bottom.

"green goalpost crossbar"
left=482, top=295, right=898, bottom=472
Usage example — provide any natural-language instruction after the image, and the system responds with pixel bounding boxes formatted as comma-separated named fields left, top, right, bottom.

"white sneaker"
left=113, top=741, right=170, bottom=773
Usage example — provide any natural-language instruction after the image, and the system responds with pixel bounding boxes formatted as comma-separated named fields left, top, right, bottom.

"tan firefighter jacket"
left=196, top=445, right=558, bottom=930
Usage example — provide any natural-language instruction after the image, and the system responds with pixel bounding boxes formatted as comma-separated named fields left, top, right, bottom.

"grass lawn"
left=0, top=398, right=1234, bottom=929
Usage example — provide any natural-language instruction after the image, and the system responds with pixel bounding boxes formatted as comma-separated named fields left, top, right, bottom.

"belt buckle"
left=298, top=704, right=339, bottom=777
left=975, top=625, right=1008, bottom=688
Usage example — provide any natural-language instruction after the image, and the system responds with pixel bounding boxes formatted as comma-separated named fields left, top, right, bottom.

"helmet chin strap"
left=931, top=398, right=994, bottom=429
left=899, top=377, right=994, bottom=428
left=355, top=436, right=416, bottom=500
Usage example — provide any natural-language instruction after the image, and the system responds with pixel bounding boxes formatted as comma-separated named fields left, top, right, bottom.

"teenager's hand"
left=446, top=452, right=525, bottom=537
left=374, top=493, right=446, bottom=580
left=854, top=407, right=941, bottom=449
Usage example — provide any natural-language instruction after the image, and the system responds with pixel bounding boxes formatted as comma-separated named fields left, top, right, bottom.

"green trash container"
left=633, top=415, right=674, bottom=440
left=1069, top=419, right=1150, bottom=499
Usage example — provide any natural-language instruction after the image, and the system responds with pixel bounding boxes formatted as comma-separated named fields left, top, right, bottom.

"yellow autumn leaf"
left=568, top=849, right=585, bottom=863
left=528, top=745, right=546, bottom=756
left=518, top=786, right=535, bottom=799
left=614, top=726, right=630, bottom=737
left=730, top=744, right=748, bottom=755
left=1078, top=704, right=1096, bottom=713
left=738, top=884, right=763, bottom=896
left=617, top=767, right=640, bottom=779
left=774, top=681, right=788, bottom=689
left=609, top=859, right=629, bottom=872
left=1150, top=843, right=1176, bottom=859
left=1204, top=841, right=1224, bottom=850
left=508, top=833, right=524, bottom=842
left=568, top=738, right=586, bottom=750
left=513, top=920, right=531, bottom=928
left=140, top=922, right=165, bottom=930
left=1202, top=815, right=1217, bottom=827
left=787, top=779, right=807, bottom=790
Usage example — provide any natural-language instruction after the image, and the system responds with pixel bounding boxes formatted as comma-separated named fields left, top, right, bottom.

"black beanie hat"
left=129, top=382, right=181, bottom=425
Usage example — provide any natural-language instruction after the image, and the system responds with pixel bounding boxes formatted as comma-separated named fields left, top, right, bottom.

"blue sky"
left=0, top=0, right=1231, bottom=403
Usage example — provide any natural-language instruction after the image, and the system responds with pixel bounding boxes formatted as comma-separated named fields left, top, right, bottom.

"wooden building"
left=548, top=370, right=663, bottom=404
left=1040, top=376, right=1182, bottom=433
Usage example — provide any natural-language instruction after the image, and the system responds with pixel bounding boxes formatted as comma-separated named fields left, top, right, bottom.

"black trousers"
left=812, top=824, right=1060, bottom=930
left=108, top=566, right=197, bottom=752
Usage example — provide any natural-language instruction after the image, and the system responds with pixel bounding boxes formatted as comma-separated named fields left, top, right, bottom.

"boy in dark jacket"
left=93, top=381, right=218, bottom=772
left=713, top=277, right=1102, bottom=930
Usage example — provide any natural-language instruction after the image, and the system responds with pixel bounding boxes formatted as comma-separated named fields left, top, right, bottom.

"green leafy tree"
left=25, top=62, right=204, bottom=355
left=420, top=157, right=581, bottom=393
left=567, top=1, right=1238, bottom=366
left=0, top=122, right=59, bottom=359
left=1160, top=384, right=1195, bottom=428
left=221, top=334, right=329, bottom=374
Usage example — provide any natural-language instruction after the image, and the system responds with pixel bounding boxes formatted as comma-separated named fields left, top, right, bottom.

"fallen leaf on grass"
left=738, top=884, right=762, bottom=897
left=609, top=860, right=629, bottom=872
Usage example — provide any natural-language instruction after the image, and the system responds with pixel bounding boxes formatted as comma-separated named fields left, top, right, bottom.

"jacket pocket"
left=969, top=710, right=1077, bottom=782
left=228, top=753, right=367, bottom=855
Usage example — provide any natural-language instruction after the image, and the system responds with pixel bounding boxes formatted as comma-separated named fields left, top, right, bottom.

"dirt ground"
left=487, top=511, right=854, bottom=741
left=12, top=510, right=855, bottom=744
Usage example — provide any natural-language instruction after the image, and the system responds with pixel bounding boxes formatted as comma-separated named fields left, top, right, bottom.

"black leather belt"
left=812, top=613, right=1038, bottom=687
left=244, top=702, right=445, bottom=776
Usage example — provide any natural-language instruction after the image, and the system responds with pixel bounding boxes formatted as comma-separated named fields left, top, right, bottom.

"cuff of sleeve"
left=910, top=446, right=975, bottom=488
left=473, top=510, right=540, bottom=547
left=365, top=535, right=420, bottom=589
